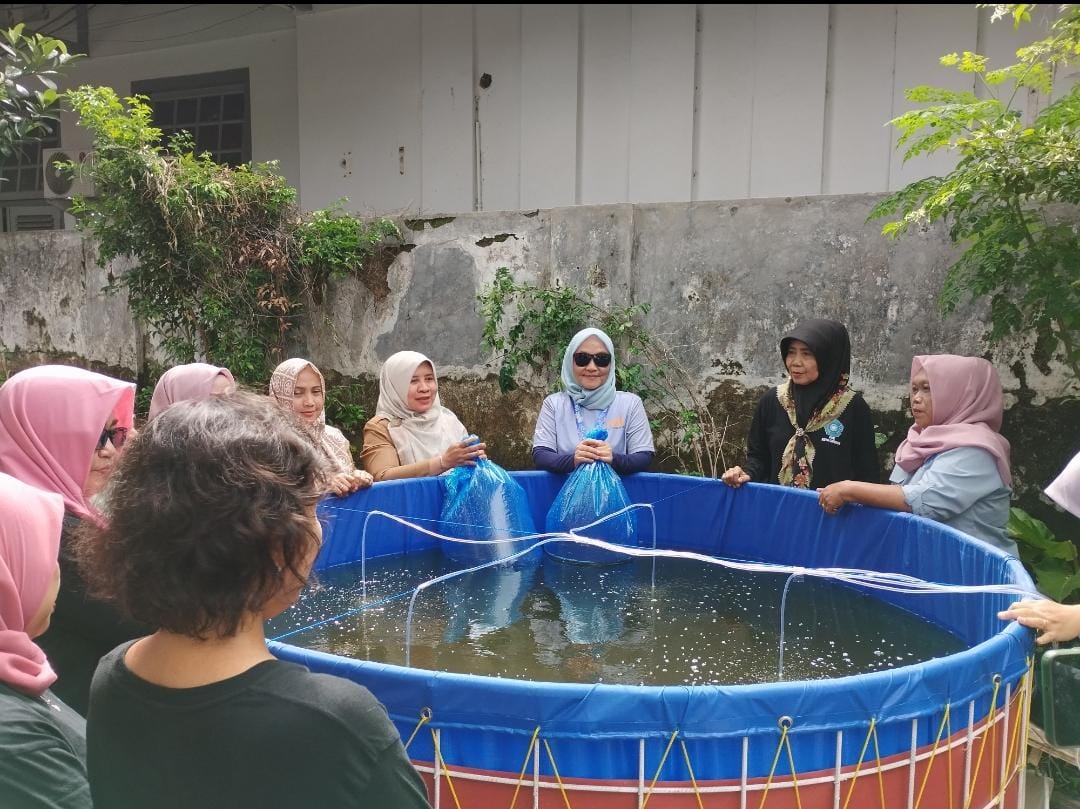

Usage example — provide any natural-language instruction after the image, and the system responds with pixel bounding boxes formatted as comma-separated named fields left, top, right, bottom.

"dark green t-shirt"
left=0, top=683, right=90, bottom=809
left=88, top=643, right=430, bottom=809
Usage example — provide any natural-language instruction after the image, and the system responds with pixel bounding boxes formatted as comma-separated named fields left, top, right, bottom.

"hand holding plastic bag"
left=440, top=456, right=538, bottom=565
left=545, top=428, right=637, bottom=564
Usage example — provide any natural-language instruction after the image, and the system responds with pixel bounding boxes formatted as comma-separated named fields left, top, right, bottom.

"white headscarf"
left=375, top=351, right=467, bottom=465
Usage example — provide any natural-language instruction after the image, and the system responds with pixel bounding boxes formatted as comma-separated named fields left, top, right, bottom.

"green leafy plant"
left=1008, top=506, right=1080, bottom=601
left=478, top=267, right=731, bottom=477
left=64, top=87, right=401, bottom=385
left=0, top=24, right=77, bottom=161
left=324, top=383, right=367, bottom=451
left=870, top=4, right=1080, bottom=382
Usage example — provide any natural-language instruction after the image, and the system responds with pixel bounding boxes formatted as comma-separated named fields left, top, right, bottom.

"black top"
left=742, top=389, right=880, bottom=488
left=88, top=643, right=431, bottom=809
left=36, top=513, right=149, bottom=716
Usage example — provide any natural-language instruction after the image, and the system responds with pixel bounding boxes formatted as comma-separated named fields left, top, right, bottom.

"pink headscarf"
left=894, top=355, right=1012, bottom=487
left=0, top=472, right=64, bottom=696
left=148, top=363, right=235, bottom=421
left=1046, top=451, right=1080, bottom=519
left=0, top=365, right=136, bottom=522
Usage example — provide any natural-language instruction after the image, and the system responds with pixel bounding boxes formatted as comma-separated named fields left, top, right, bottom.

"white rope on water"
left=333, top=504, right=1043, bottom=669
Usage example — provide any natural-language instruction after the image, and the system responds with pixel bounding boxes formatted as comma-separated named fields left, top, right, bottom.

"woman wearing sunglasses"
left=0, top=365, right=146, bottom=715
left=721, top=319, right=878, bottom=491
left=532, top=328, right=654, bottom=474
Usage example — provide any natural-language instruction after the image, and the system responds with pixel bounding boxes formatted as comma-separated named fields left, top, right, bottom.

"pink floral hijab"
left=0, top=365, right=136, bottom=522
left=894, top=355, right=1012, bottom=487
left=148, top=363, right=235, bottom=421
left=0, top=472, right=64, bottom=696
left=268, top=358, right=354, bottom=473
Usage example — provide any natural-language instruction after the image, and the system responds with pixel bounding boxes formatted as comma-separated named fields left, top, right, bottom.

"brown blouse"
left=361, top=417, right=445, bottom=481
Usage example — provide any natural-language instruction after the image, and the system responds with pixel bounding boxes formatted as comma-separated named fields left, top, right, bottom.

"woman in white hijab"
left=361, top=351, right=484, bottom=481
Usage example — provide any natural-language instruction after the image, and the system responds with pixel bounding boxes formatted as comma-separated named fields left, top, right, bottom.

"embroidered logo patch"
left=824, top=419, right=844, bottom=440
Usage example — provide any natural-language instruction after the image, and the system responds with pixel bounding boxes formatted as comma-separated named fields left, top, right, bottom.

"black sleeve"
left=359, top=741, right=431, bottom=808
left=742, top=395, right=771, bottom=482
left=848, top=395, right=881, bottom=484
left=532, top=445, right=575, bottom=475
left=612, top=450, right=654, bottom=475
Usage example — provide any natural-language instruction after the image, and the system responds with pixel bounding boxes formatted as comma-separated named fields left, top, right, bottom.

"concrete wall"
left=34, top=4, right=1063, bottom=216
left=1, top=194, right=1076, bottom=534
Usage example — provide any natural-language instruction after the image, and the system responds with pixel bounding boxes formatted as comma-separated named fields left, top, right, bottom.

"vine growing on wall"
left=478, top=267, right=732, bottom=478
left=65, top=86, right=401, bottom=384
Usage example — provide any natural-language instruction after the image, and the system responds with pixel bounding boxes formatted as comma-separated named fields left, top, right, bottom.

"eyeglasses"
left=573, top=351, right=612, bottom=368
left=97, top=426, right=129, bottom=452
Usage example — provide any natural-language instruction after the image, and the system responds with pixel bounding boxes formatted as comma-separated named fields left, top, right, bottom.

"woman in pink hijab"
left=147, top=362, right=235, bottom=421
left=818, top=355, right=1014, bottom=553
left=0, top=365, right=146, bottom=715
left=0, top=472, right=91, bottom=807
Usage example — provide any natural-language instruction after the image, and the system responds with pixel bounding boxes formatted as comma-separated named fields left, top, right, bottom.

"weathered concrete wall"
left=1, top=195, right=1076, bottom=534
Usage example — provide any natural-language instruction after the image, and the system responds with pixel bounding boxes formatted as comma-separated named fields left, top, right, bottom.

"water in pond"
left=267, top=550, right=966, bottom=686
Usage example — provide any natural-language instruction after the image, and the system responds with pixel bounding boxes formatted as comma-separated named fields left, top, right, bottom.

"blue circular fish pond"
left=270, top=472, right=1035, bottom=809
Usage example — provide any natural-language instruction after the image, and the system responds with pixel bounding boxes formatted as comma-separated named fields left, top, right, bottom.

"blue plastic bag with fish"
left=544, top=428, right=637, bottom=564
left=440, top=457, right=538, bottom=565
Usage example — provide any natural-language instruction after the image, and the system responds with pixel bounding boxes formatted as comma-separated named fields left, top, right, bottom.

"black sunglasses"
left=573, top=351, right=612, bottom=368
left=97, top=426, right=129, bottom=452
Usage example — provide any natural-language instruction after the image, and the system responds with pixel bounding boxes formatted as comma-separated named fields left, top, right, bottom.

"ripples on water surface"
left=267, top=550, right=965, bottom=686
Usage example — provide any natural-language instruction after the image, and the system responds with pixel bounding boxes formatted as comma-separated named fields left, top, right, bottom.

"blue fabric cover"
left=291, top=472, right=1035, bottom=782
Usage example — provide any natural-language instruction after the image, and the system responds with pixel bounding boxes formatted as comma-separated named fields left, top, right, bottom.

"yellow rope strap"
left=963, top=676, right=1002, bottom=809
left=543, top=739, right=574, bottom=809
left=914, top=704, right=952, bottom=809
left=431, top=727, right=463, bottom=809
left=757, top=718, right=803, bottom=809
left=402, top=707, right=432, bottom=752
left=642, top=729, right=680, bottom=808
left=678, top=739, right=705, bottom=809
left=841, top=717, right=885, bottom=809
left=1000, top=660, right=1036, bottom=802
left=508, top=726, right=541, bottom=809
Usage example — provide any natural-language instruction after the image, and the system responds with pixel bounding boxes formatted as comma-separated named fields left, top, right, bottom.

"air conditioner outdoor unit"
left=42, top=148, right=97, bottom=199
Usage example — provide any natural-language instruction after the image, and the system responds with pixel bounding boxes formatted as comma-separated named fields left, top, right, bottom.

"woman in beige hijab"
left=362, top=351, right=484, bottom=481
left=269, top=358, right=373, bottom=496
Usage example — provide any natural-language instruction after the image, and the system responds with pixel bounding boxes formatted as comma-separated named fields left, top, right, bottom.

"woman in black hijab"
left=722, top=319, right=879, bottom=490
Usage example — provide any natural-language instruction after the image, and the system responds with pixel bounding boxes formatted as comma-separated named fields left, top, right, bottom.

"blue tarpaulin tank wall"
left=270, top=472, right=1036, bottom=809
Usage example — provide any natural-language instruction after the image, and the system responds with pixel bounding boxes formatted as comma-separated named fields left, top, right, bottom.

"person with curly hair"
left=77, top=393, right=429, bottom=809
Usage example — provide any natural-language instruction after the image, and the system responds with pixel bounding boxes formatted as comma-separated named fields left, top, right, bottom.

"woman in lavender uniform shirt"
left=532, top=328, right=654, bottom=475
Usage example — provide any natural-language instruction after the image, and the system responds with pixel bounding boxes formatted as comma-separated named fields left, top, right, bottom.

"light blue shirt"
left=532, top=391, right=654, bottom=456
left=889, top=446, right=1015, bottom=555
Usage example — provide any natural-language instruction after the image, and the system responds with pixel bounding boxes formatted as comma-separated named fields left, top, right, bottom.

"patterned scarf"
left=776, top=375, right=856, bottom=488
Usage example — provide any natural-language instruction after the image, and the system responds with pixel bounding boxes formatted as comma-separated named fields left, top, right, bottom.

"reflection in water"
left=268, top=550, right=966, bottom=686
left=440, top=560, right=539, bottom=644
